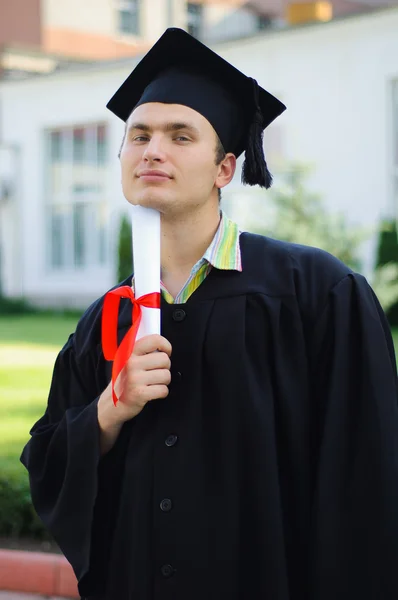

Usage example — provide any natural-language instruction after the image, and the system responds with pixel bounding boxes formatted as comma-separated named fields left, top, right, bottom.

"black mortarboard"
left=107, top=28, right=286, bottom=188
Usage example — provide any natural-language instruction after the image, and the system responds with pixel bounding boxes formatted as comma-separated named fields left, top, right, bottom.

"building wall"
left=1, top=7, right=397, bottom=305
left=0, top=65, right=131, bottom=304
left=40, top=0, right=187, bottom=60
left=204, top=4, right=261, bottom=42
left=0, top=0, right=41, bottom=47
left=41, top=28, right=146, bottom=60
left=218, top=8, right=398, bottom=243
left=42, top=0, right=143, bottom=59
left=42, top=0, right=116, bottom=36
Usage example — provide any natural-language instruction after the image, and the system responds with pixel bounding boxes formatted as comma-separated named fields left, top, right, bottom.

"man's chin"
left=126, top=192, right=171, bottom=213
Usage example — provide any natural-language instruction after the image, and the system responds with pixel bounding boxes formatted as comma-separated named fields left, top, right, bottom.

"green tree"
left=244, top=164, right=398, bottom=312
left=375, top=220, right=398, bottom=324
left=117, top=213, right=133, bottom=283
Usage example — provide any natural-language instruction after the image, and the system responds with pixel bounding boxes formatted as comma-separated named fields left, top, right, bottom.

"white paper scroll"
left=131, top=205, right=161, bottom=340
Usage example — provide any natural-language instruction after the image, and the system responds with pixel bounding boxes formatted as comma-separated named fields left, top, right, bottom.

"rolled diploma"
left=131, top=205, right=161, bottom=340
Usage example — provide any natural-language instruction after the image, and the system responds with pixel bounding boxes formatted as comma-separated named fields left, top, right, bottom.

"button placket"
left=156, top=308, right=188, bottom=588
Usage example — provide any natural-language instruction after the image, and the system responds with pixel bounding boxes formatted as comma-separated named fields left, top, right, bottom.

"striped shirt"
left=132, top=211, right=242, bottom=305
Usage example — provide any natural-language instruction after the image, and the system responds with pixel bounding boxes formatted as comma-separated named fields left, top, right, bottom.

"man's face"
left=119, top=102, right=235, bottom=216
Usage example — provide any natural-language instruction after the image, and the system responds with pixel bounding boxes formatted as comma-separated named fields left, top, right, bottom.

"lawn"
left=0, top=315, right=397, bottom=478
left=0, top=314, right=80, bottom=476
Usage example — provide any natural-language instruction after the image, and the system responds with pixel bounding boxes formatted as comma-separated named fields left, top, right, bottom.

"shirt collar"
left=132, top=210, right=242, bottom=291
left=202, top=210, right=242, bottom=272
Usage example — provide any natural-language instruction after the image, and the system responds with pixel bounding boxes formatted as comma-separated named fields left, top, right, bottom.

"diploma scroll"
left=131, top=205, right=161, bottom=340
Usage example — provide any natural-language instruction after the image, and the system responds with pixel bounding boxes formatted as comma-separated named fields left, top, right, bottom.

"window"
left=187, top=2, right=203, bottom=39
left=257, top=15, right=272, bottom=31
left=45, top=124, right=109, bottom=270
left=117, top=0, right=140, bottom=35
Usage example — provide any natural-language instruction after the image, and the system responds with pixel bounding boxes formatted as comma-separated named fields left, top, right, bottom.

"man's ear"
left=216, top=153, right=236, bottom=189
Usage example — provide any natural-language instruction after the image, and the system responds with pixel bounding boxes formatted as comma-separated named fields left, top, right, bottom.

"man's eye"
left=133, top=136, right=149, bottom=142
left=175, top=136, right=190, bottom=142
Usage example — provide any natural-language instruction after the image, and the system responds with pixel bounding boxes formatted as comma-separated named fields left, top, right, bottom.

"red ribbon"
left=101, top=286, right=161, bottom=405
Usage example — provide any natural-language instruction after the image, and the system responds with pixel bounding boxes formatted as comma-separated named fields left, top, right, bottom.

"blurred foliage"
left=245, top=164, right=398, bottom=313
left=0, top=295, right=83, bottom=318
left=0, top=296, right=36, bottom=315
left=247, top=164, right=368, bottom=270
left=375, top=220, right=398, bottom=324
left=117, top=213, right=133, bottom=283
left=0, top=469, right=51, bottom=540
left=372, top=263, right=398, bottom=316
left=376, top=219, right=398, bottom=265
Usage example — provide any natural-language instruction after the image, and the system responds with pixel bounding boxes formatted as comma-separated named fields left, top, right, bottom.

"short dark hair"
left=214, top=134, right=226, bottom=202
left=118, top=129, right=126, bottom=159
left=214, top=134, right=226, bottom=165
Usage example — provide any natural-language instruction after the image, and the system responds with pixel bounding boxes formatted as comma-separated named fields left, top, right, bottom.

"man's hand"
left=97, top=334, right=172, bottom=454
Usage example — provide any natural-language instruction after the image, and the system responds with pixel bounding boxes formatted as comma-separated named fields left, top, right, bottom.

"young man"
left=22, top=28, right=398, bottom=600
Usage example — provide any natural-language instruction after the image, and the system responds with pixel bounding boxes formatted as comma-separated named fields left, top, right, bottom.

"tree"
left=375, top=219, right=398, bottom=324
left=117, top=213, right=133, bottom=283
left=242, top=164, right=398, bottom=313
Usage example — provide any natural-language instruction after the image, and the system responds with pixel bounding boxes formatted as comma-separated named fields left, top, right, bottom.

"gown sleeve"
left=309, top=272, right=398, bottom=599
left=20, top=311, right=131, bottom=596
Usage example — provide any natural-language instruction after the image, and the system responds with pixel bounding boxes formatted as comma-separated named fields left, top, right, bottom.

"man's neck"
left=160, top=205, right=221, bottom=293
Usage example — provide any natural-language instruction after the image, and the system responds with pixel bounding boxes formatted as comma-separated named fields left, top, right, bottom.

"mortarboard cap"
left=107, top=28, right=286, bottom=188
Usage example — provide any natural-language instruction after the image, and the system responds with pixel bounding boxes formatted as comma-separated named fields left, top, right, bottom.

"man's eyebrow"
left=127, top=122, right=150, bottom=133
left=127, top=121, right=199, bottom=134
left=164, top=122, right=199, bottom=134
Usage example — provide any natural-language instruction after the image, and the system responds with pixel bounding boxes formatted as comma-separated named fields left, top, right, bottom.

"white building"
left=0, top=7, right=397, bottom=308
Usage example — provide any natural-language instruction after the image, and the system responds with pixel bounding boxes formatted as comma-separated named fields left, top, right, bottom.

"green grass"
left=0, top=314, right=79, bottom=346
left=0, top=314, right=79, bottom=476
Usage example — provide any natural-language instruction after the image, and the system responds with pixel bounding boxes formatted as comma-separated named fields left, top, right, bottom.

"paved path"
left=0, top=549, right=78, bottom=599
left=0, top=594, right=68, bottom=600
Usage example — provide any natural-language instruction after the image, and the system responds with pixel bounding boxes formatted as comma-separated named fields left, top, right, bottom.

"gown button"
left=172, top=308, right=186, bottom=322
left=165, top=434, right=178, bottom=447
left=161, top=564, right=175, bottom=578
left=160, top=498, right=173, bottom=512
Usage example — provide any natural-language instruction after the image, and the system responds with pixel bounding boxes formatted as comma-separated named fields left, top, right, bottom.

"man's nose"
left=143, top=135, right=166, bottom=162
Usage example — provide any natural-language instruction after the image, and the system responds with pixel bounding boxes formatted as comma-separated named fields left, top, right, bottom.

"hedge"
left=376, top=220, right=398, bottom=326
left=0, top=467, right=50, bottom=540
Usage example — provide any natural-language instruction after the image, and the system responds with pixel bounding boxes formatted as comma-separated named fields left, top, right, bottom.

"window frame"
left=44, top=122, right=109, bottom=272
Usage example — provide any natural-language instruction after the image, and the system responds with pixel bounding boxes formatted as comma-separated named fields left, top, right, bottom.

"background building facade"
left=0, top=5, right=397, bottom=307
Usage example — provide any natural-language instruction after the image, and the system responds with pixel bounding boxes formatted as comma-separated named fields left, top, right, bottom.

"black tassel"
left=241, top=78, right=273, bottom=189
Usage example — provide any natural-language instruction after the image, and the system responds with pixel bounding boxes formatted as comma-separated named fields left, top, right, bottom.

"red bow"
left=101, top=286, right=161, bottom=405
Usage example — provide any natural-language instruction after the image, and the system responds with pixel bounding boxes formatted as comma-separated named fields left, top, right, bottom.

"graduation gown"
left=21, top=232, right=398, bottom=600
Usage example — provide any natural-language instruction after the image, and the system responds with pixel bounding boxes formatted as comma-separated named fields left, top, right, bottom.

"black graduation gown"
left=21, top=232, right=398, bottom=600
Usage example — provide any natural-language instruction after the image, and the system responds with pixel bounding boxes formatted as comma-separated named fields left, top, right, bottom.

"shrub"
left=0, top=467, right=50, bottom=540
left=0, top=296, right=36, bottom=315
left=243, top=166, right=398, bottom=314
left=375, top=220, right=398, bottom=326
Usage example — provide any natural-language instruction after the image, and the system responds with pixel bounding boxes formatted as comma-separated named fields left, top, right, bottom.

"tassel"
left=241, top=78, right=273, bottom=189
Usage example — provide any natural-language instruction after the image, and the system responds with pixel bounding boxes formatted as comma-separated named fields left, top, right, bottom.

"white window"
left=187, top=2, right=203, bottom=39
left=117, top=0, right=140, bottom=35
left=45, top=124, right=109, bottom=271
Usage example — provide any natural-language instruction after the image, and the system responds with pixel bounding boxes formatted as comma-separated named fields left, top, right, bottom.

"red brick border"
left=0, top=550, right=79, bottom=598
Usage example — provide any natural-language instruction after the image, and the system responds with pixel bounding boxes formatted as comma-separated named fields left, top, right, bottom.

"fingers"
left=144, top=368, right=172, bottom=386
left=134, top=334, right=172, bottom=357
left=144, top=385, right=170, bottom=400
left=131, top=351, right=171, bottom=371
